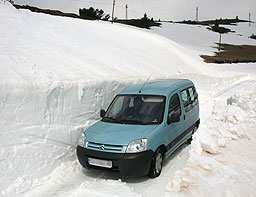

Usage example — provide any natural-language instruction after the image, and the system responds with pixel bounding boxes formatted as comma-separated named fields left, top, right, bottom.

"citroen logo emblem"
left=100, top=145, right=105, bottom=150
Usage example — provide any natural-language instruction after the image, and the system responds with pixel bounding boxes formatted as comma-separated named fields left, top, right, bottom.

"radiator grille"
left=87, top=142, right=123, bottom=152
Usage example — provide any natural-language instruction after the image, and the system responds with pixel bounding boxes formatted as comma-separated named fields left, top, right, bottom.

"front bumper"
left=76, top=146, right=154, bottom=177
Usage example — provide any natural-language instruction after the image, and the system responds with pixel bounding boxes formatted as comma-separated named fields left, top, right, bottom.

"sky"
left=14, top=0, right=256, bottom=21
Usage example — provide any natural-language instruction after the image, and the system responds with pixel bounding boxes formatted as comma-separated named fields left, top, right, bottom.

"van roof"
left=120, top=79, right=193, bottom=96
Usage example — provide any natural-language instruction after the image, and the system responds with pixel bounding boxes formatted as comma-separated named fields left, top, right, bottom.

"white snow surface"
left=151, top=22, right=256, bottom=55
left=21, top=161, right=139, bottom=197
left=1, top=1, right=256, bottom=196
left=166, top=81, right=256, bottom=196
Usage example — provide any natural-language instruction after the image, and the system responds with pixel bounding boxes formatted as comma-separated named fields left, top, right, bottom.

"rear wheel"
left=148, top=148, right=164, bottom=178
left=187, top=125, right=198, bottom=144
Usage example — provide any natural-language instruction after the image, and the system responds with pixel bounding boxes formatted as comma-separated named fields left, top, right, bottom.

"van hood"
left=85, top=121, right=158, bottom=145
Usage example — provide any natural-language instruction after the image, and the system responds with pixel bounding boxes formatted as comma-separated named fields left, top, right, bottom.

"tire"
left=148, top=148, right=164, bottom=178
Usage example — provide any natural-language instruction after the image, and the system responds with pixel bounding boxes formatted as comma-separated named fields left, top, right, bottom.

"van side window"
left=188, top=87, right=198, bottom=107
left=181, top=89, right=192, bottom=112
left=168, top=94, right=181, bottom=118
left=188, top=88, right=194, bottom=101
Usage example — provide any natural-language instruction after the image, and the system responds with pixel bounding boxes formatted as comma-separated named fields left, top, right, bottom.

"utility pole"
left=249, top=12, right=251, bottom=27
left=111, top=0, right=116, bottom=23
left=196, top=6, right=199, bottom=21
left=218, top=33, right=222, bottom=51
left=125, top=4, right=128, bottom=20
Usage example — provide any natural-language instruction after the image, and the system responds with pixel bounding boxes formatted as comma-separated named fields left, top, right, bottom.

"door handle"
left=184, top=115, right=186, bottom=120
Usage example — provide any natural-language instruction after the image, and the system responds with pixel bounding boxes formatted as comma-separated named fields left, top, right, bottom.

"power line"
left=115, top=4, right=124, bottom=9
left=115, top=4, right=146, bottom=17
left=116, top=5, right=141, bottom=15
left=129, top=8, right=143, bottom=15
left=73, top=0, right=112, bottom=6
left=116, top=5, right=149, bottom=17
left=74, top=0, right=150, bottom=19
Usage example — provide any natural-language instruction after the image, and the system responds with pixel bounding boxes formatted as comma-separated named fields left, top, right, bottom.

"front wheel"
left=148, top=148, right=164, bottom=178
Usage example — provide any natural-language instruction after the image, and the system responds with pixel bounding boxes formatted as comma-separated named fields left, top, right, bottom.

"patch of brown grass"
left=201, top=44, right=256, bottom=64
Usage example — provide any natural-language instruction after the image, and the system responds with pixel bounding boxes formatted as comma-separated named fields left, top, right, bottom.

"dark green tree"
left=142, top=13, right=149, bottom=21
left=79, top=7, right=110, bottom=21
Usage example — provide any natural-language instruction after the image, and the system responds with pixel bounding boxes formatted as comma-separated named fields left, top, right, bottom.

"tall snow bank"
left=0, top=79, right=133, bottom=196
left=166, top=83, right=256, bottom=196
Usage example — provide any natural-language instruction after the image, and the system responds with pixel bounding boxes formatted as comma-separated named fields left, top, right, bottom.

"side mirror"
left=100, top=109, right=106, bottom=118
left=194, top=94, right=198, bottom=100
left=168, top=112, right=180, bottom=124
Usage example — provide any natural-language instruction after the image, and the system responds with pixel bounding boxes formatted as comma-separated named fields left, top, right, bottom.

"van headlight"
left=78, top=132, right=86, bottom=147
left=126, top=139, right=147, bottom=153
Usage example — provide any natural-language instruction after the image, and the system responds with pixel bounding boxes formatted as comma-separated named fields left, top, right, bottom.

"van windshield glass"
left=102, top=95, right=165, bottom=125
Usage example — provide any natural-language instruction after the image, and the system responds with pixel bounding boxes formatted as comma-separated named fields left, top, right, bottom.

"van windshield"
left=102, top=95, right=166, bottom=125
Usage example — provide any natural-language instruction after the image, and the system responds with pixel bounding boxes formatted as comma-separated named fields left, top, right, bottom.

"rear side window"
left=181, top=86, right=198, bottom=112
left=168, top=94, right=181, bottom=118
left=181, top=89, right=191, bottom=112
left=188, top=88, right=195, bottom=101
left=188, top=87, right=198, bottom=107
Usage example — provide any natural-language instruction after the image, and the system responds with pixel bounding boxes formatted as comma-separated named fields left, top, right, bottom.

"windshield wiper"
left=119, top=119, right=147, bottom=125
left=103, top=117, right=150, bottom=125
left=102, top=116, right=121, bottom=123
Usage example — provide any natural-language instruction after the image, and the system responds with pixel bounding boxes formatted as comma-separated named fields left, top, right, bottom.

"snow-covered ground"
left=166, top=78, right=256, bottom=196
left=1, top=1, right=256, bottom=196
left=151, top=22, right=256, bottom=54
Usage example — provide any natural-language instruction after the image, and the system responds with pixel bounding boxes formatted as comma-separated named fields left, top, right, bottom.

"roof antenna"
left=139, top=73, right=152, bottom=93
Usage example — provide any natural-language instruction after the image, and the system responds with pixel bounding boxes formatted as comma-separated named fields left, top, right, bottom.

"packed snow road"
left=24, top=145, right=189, bottom=197
left=23, top=75, right=256, bottom=197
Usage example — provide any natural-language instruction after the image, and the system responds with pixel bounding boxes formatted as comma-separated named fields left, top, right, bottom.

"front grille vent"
left=87, top=142, right=123, bottom=152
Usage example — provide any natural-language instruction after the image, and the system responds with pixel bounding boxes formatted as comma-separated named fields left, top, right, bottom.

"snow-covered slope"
left=151, top=22, right=256, bottom=55
left=1, top=1, right=256, bottom=196
left=1, top=1, right=217, bottom=84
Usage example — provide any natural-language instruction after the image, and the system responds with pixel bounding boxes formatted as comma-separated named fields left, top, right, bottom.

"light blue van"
left=77, top=79, right=200, bottom=178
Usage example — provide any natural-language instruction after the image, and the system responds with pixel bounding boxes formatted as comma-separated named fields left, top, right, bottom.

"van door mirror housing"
left=100, top=109, right=106, bottom=118
left=194, top=93, right=198, bottom=100
left=168, top=112, right=180, bottom=124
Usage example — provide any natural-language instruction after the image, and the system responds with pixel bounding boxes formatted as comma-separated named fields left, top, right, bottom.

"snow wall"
left=0, top=79, right=134, bottom=194
left=0, top=76, right=243, bottom=195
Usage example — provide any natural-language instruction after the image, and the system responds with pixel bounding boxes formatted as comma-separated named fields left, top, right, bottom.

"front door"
left=164, top=92, right=186, bottom=153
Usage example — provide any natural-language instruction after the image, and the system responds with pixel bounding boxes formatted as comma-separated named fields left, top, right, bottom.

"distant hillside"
left=176, top=17, right=252, bottom=34
left=13, top=4, right=160, bottom=29
left=13, top=4, right=81, bottom=19
left=177, top=17, right=251, bottom=26
left=201, top=44, right=256, bottom=64
left=115, top=14, right=161, bottom=29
